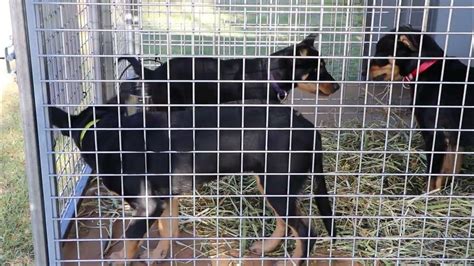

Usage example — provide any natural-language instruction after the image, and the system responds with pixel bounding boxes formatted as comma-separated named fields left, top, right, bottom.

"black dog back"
left=119, top=34, right=340, bottom=108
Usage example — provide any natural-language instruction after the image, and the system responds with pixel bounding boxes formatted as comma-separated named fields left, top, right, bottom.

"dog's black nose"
left=332, top=83, right=340, bottom=92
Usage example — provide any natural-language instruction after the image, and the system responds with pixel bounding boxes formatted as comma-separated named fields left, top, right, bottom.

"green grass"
left=0, top=78, right=34, bottom=265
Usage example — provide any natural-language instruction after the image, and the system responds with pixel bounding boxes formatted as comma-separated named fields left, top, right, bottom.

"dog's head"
left=271, top=34, right=340, bottom=95
left=369, top=25, right=443, bottom=81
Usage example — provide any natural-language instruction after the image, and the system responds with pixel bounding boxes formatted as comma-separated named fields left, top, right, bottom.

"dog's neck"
left=69, top=108, right=98, bottom=148
left=241, top=58, right=292, bottom=102
left=265, top=58, right=293, bottom=102
left=403, top=59, right=438, bottom=82
left=71, top=106, right=122, bottom=149
left=269, top=72, right=289, bottom=102
left=78, top=118, right=101, bottom=148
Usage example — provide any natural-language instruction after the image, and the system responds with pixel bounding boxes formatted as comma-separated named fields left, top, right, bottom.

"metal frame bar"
left=9, top=0, right=49, bottom=264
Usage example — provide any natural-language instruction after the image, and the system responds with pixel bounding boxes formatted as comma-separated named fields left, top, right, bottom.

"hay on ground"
left=69, top=121, right=474, bottom=264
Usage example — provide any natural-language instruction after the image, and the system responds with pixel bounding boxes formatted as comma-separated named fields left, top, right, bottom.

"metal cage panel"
left=16, top=0, right=473, bottom=265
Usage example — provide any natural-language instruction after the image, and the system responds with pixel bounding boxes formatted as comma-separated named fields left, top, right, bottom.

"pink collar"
left=403, top=60, right=438, bottom=82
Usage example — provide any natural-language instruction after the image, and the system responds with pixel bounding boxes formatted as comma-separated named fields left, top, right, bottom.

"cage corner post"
left=95, top=1, right=115, bottom=101
left=9, top=0, right=49, bottom=265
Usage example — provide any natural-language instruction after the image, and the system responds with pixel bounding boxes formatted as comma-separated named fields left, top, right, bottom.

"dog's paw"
left=150, top=240, right=170, bottom=259
left=250, top=238, right=282, bottom=254
left=139, top=240, right=170, bottom=263
left=274, top=259, right=298, bottom=266
left=107, top=250, right=126, bottom=266
left=249, top=241, right=265, bottom=254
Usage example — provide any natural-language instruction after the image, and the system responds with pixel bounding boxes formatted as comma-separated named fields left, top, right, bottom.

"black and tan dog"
left=370, top=25, right=473, bottom=191
left=50, top=101, right=336, bottom=264
left=119, top=34, right=339, bottom=109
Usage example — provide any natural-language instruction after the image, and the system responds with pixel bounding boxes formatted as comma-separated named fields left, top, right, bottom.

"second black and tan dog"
left=120, top=34, right=340, bottom=109
left=50, top=101, right=336, bottom=264
left=370, top=25, right=473, bottom=191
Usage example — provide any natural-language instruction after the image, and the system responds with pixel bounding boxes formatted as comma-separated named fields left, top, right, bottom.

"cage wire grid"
left=21, top=0, right=474, bottom=265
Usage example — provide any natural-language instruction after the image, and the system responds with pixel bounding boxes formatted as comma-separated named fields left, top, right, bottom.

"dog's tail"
left=312, top=152, right=337, bottom=239
left=49, top=107, right=73, bottom=136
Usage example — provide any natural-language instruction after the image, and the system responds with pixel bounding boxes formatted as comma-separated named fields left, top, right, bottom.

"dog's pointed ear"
left=300, top=33, right=318, bottom=47
left=49, top=107, right=71, bottom=136
left=295, top=33, right=318, bottom=56
left=399, top=34, right=419, bottom=52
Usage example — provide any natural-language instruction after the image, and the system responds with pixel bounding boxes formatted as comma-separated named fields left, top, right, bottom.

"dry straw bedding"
left=73, top=122, right=473, bottom=264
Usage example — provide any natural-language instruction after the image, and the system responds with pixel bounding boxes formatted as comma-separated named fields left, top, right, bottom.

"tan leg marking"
left=108, top=239, right=141, bottom=264
left=429, top=177, right=437, bottom=192
left=291, top=226, right=304, bottom=261
left=250, top=217, right=286, bottom=254
left=434, top=143, right=464, bottom=191
left=149, top=198, right=179, bottom=260
left=249, top=176, right=287, bottom=254
left=274, top=225, right=305, bottom=266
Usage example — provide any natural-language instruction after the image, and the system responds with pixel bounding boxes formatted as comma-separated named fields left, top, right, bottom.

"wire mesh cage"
left=17, top=0, right=473, bottom=265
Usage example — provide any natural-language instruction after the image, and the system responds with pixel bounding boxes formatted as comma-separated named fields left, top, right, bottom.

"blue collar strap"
left=270, top=73, right=288, bottom=103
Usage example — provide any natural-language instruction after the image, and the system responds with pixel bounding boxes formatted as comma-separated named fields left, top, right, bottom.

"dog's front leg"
left=420, top=130, right=446, bottom=192
left=437, top=139, right=464, bottom=190
left=108, top=200, right=163, bottom=265
left=147, top=197, right=180, bottom=260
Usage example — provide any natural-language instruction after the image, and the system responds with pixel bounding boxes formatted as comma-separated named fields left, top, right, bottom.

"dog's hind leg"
left=312, top=154, right=336, bottom=238
left=256, top=175, right=314, bottom=265
left=313, top=176, right=335, bottom=237
left=421, top=131, right=447, bottom=192
left=147, top=197, right=180, bottom=260
left=249, top=176, right=287, bottom=254
left=270, top=196, right=312, bottom=266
